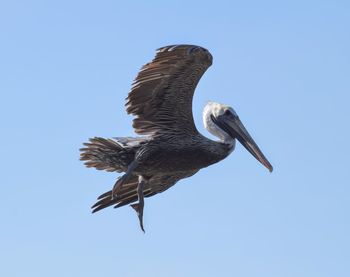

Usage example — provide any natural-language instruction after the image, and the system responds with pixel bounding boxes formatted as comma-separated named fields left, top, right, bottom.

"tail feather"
left=80, top=137, right=135, bottom=172
left=81, top=136, right=152, bottom=213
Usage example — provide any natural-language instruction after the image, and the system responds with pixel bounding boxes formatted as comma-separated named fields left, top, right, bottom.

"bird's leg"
left=111, top=161, right=138, bottom=199
left=131, top=176, right=147, bottom=232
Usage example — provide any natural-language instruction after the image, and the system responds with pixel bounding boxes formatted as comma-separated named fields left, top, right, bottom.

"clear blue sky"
left=1, top=1, right=349, bottom=276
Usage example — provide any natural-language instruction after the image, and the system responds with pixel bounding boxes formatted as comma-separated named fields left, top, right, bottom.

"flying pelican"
left=80, top=44, right=273, bottom=232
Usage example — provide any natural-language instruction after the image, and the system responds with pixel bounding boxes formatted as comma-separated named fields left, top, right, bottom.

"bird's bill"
left=223, top=117, right=273, bottom=172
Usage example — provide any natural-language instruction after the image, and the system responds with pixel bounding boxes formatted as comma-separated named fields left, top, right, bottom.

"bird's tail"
left=80, top=137, right=133, bottom=172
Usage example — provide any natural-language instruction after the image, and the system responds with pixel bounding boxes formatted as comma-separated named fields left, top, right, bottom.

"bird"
left=80, top=44, right=273, bottom=232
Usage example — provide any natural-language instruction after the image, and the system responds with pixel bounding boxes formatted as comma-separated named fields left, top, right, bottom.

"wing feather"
left=126, top=44, right=213, bottom=137
left=91, top=170, right=199, bottom=213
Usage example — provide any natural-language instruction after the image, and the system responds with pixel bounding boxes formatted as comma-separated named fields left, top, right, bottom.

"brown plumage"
left=80, top=44, right=273, bottom=232
left=126, top=45, right=212, bottom=136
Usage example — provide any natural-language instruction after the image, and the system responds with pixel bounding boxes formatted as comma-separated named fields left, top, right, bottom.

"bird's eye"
left=224, top=109, right=231, bottom=116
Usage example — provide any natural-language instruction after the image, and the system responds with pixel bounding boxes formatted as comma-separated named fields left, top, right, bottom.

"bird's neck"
left=221, top=133, right=235, bottom=145
left=203, top=112, right=236, bottom=151
left=218, top=137, right=236, bottom=155
left=201, top=137, right=235, bottom=166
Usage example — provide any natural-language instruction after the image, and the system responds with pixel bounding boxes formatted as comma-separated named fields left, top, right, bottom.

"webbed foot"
left=130, top=176, right=146, bottom=232
left=131, top=203, right=145, bottom=232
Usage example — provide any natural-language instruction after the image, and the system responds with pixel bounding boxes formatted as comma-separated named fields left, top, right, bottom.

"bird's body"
left=80, top=44, right=272, bottom=231
left=132, top=135, right=233, bottom=174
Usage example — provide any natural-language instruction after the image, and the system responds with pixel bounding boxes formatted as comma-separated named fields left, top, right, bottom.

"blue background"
left=1, top=1, right=349, bottom=276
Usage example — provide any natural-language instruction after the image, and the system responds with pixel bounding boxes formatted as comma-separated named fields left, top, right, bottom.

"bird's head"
left=203, top=101, right=273, bottom=172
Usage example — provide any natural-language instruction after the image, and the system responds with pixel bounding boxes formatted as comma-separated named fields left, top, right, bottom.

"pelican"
left=80, top=44, right=273, bottom=232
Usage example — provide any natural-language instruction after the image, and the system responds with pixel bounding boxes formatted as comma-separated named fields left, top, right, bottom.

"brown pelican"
left=80, top=44, right=273, bottom=232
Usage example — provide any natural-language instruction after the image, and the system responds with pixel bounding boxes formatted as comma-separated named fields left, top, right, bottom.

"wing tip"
left=156, top=44, right=211, bottom=58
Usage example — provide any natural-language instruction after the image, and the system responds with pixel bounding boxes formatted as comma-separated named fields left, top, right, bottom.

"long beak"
left=216, top=115, right=273, bottom=172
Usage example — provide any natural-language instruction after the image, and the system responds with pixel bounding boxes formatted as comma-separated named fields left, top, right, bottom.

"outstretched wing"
left=126, top=44, right=213, bottom=137
left=91, top=171, right=198, bottom=213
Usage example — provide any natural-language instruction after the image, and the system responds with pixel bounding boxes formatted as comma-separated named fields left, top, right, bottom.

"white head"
left=203, top=101, right=273, bottom=172
left=203, top=102, right=238, bottom=143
